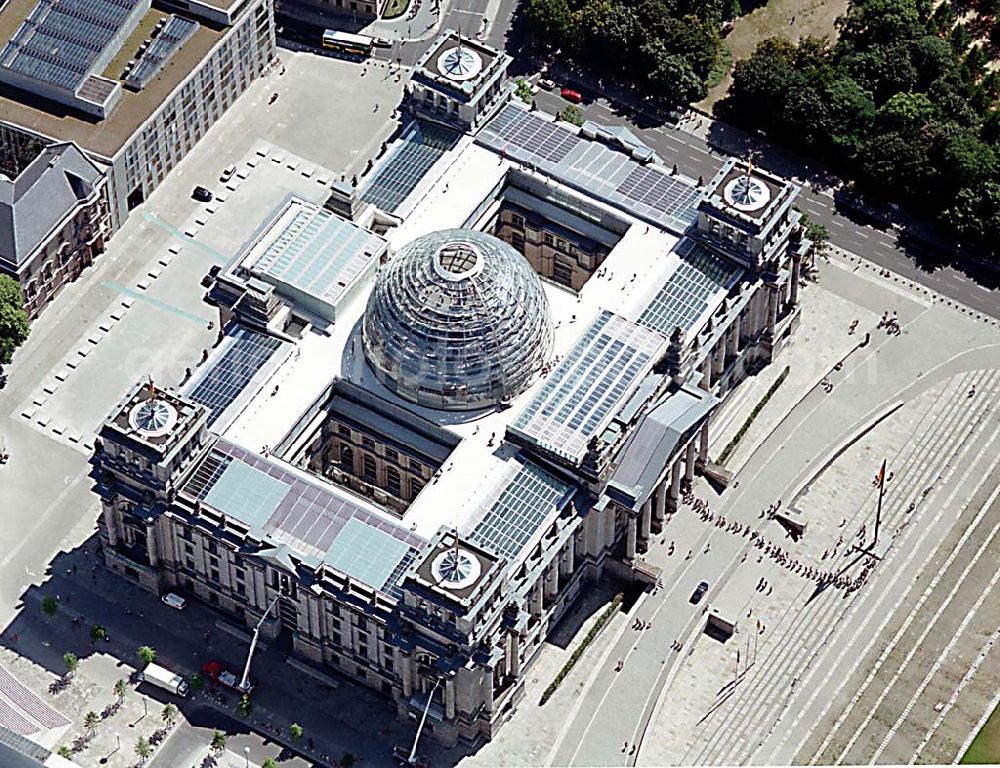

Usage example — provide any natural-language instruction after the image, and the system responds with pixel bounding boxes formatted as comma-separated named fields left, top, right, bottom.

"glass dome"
left=363, top=229, right=554, bottom=411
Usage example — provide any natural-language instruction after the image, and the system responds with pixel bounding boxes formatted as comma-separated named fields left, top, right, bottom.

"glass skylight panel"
left=361, top=122, right=460, bottom=212
left=510, top=311, right=667, bottom=463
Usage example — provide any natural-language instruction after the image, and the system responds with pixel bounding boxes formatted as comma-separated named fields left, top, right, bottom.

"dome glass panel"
left=363, top=229, right=554, bottom=411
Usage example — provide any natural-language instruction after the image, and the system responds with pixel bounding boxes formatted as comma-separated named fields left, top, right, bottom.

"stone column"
left=790, top=251, right=801, bottom=306
left=713, top=341, right=725, bottom=376
left=603, top=505, right=616, bottom=553
left=654, top=481, right=667, bottom=526
left=103, top=503, right=118, bottom=547
left=640, top=499, right=652, bottom=543
left=532, top=583, right=544, bottom=616
left=625, top=515, right=637, bottom=561
left=544, top=562, right=559, bottom=600
left=767, top=287, right=778, bottom=339
left=565, top=536, right=575, bottom=575
left=509, top=631, right=522, bottom=678
left=445, top=678, right=456, bottom=720
left=145, top=518, right=158, bottom=568
left=401, top=652, right=413, bottom=697
left=728, top=322, right=739, bottom=358
left=699, top=422, right=710, bottom=464
left=702, top=355, right=713, bottom=390
left=483, top=667, right=495, bottom=713
left=670, top=457, right=682, bottom=509
left=685, top=441, right=697, bottom=481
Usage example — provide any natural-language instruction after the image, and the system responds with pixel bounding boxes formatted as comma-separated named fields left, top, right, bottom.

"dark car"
left=192, top=185, right=213, bottom=202
left=690, top=581, right=709, bottom=604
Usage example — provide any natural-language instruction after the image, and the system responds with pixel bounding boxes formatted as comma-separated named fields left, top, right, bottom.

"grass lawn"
left=962, top=703, right=1000, bottom=764
left=697, top=0, right=849, bottom=112
left=381, top=0, right=409, bottom=19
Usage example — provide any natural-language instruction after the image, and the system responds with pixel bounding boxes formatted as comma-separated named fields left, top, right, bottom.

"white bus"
left=140, top=663, right=189, bottom=697
left=321, top=30, right=374, bottom=57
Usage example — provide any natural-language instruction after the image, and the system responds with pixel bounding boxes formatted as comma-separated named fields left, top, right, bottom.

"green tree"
left=289, top=723, right=304, bottom=741
left=800, top=213, right=831, bottom=262
left=262, top=760, right=279, bottom=768
left=643, top=42, right=707, bottom=105
left=134, top=736, right=151, bottom=764
left=83, top=710, right=99, bottom=737
left=875, top=91, right=936, bottom=132
left=0, top=275, right=28, bottom=367
left=514, top=79, right=533, bottom=104
left=114, top=678, right=128, bottom=703
left=522, top=0, right=572, bottom=43
left=729, top=38, right=797, bottom=126
left=90, top=624, right=106, bottom=643
left=62, top=652, right=78, bottom=677
left=211, top=730, right=227, bottom=753
left=137, top=646, right=156, bottom=666
left=189, top=673, right=204, bottom=693
left=161, top=703, right=178, bottom=729
left=41, top=596, right=58, bottom=618
left=558, top=105, right=585, bottom=126
left=237, top=694, right=252, bottom=718
left=57, top=745, right=73, bottom=759
left=341, top=753, right=355, bottom=768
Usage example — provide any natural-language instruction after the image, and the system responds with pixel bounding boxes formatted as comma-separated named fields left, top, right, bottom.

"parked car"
left=539, top=77, right=556, bottom=91
left=219, top=164, right=236, bottom=182
left=373, top=36, right=392, bottom=48
left=192, top=185, right=213, bottom=202
left=560, top=87, right=583, bottom=104
left=689, top=581, right=709, bottom=605
left=161, top=592, right=187, bottom=610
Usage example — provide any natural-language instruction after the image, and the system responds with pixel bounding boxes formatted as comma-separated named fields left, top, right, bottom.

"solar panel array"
left=481, top=104, right=580, bottom=163
left=510, top=310, right=667, bottom=463
left=360, top=121, right=460, bottom=213
left=477, top=104, right=703, bottom=234
left=125, top=15, right=196, bottom=90
left=185, top=328, right=287, bottom=426
left=183, top=441, right=428, bottom=595
left=252, top=201, right=382, bottom=307
left=0, top=0, right=137, bottom=91
left=467, top=461, right=574, bottom=560
left=637, top=239, right=744, bottom=337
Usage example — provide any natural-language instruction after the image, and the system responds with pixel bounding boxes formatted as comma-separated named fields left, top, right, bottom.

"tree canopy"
left=520, top=0, right=727, bottom=105
left=0, top=275, right=28, bottom=367
left=725, top=0, right=1000, bottom=257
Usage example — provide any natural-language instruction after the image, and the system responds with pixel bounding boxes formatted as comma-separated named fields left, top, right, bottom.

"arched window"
left=340, top=444, right=354, bottom=472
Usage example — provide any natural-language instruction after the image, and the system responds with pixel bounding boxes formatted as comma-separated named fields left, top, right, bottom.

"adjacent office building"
left=0, top=0, right=277, bottom=316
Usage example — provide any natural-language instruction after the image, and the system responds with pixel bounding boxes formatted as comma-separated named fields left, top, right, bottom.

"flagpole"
left=874, top=458, right=886, bottom=547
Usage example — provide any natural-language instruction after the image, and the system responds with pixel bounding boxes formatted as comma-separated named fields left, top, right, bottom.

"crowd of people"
left=674, top=488, right=875, bottom=596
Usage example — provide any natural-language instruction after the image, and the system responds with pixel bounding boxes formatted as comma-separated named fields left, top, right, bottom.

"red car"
left=560, top=87, right=582, bottom=104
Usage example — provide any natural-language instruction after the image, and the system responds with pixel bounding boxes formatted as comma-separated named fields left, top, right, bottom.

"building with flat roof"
left=92, top=102, right=808, bottom=748
left=0, top=0, right=276, bottom=231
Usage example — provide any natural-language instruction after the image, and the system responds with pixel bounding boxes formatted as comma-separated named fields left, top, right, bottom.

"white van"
left=141, top=663, right=189, bottom=697
left=220, top=164, right=236, bottom=182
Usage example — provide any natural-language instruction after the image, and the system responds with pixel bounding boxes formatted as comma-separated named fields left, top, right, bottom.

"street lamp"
left=244, top=745, right=251, bottom=767
left=408, top=676, right=444, bottom=766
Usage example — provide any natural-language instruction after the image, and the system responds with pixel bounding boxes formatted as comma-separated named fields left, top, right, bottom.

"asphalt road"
left=531, top=90, right=1000, bottom=320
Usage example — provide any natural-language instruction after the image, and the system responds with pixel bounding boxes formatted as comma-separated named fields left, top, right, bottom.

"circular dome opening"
left=129, top=399, right=177, bottom=437
left=434, top=243, right=481, bottom=280
left=431, top=548, right=481, bottom=589
left=723, top=175, right=770, bottom=212
left=436, top=46, right=483, bottom=81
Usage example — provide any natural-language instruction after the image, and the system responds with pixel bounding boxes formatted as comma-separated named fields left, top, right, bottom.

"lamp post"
left=408, top=676, right=444, bottom=766
left=244, top=745, right=251, bottom=767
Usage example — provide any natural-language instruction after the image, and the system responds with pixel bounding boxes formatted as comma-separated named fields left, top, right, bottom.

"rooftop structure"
left=0, top=140, right=102, bottom=269
left=477, top=104, right=702, bottom=235
left=408, top=30, right=512, bottom=131
left=217, top=197, right=387, bottom=325
left=0, top=0, right=149, bottom=117
left=362, top=228, right=554, bottom=411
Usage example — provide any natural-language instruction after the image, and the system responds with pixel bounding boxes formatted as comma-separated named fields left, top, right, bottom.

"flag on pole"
left=147, top=375, right=156, bottom=401
left=876, top=459, right=886, bottom=487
